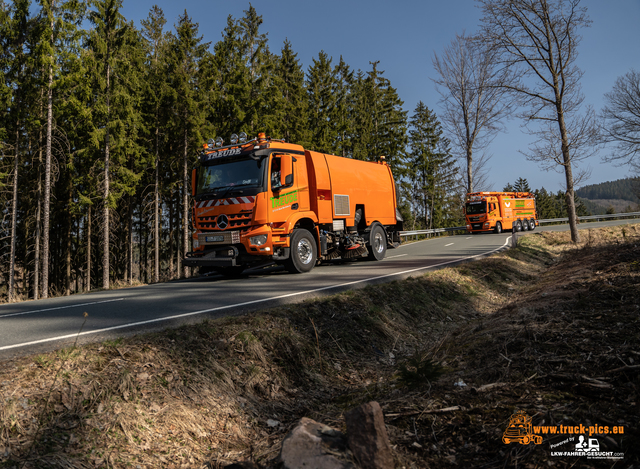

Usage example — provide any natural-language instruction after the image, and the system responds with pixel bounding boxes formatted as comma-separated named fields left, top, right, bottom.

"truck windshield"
left=196, top=157, right=264, bottom=196
left=466, top=201, right=487, bottom=214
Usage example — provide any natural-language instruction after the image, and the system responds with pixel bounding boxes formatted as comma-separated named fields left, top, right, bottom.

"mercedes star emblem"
left=216, top=214, right=229, bottom=230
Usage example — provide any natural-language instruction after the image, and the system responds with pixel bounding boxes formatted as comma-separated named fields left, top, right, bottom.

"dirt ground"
left=1, top=224, right=638, bottom=468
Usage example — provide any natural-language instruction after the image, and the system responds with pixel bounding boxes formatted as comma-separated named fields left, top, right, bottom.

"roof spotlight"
left=215, top=137, right=224, bottom=147
left=207, top=138, right=215, bottom=149
left=230, top=133, right=238, bottom=145
left=239, top=132, right=247, bottom=143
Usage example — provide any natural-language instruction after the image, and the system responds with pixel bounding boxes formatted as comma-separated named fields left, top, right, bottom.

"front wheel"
left=494, top=222, right=502, bottom=234
left=367, top=223, right=387, bottom=261
left=284, top=229, right=317, bottom=273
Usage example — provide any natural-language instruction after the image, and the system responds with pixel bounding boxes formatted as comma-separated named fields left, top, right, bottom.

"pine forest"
left=0, top=2, right=470, bottom=302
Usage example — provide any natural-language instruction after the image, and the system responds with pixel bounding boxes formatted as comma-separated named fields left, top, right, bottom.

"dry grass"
left=1, top=225, right=639, bottom=468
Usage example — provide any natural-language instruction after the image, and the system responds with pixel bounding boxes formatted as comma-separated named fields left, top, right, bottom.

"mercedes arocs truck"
left=183, top=133, right=403, bottom=275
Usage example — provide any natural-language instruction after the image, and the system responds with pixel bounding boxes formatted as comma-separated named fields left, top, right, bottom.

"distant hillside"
left=576, top=177, right=640, bottom=203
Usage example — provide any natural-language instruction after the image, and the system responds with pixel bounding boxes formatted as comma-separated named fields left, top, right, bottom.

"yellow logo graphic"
left=503, top=411, right=543, bottom=445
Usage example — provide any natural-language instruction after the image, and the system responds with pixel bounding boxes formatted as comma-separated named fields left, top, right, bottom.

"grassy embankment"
left=1, top=225, right=639, bottom=468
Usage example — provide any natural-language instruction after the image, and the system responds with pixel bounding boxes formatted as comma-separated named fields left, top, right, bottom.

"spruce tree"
left=141, top=5, right=169, bottom=284
left=85, top=0, right=143, bottom=289
left=210, top=15, right=247, bottom=139
left=307, top=51, right=337, bottom=153
left=405, top=102, right=458, bottom=229
left=333, top=56, right=353, bottom=157
left=351, top=62, right=407, bottom=174
left=166, top=10, right=210, bottom=278
left=36, top=0, right=86, bottom=297
left=275, top=39, right=309, bottom=145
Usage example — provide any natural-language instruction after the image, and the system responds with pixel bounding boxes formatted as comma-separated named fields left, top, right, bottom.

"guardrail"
left=538, top=211, right=640, bottom=224
left=399, top=226, right=466, bottom=239
left=399, top=211, right=640, bottom=239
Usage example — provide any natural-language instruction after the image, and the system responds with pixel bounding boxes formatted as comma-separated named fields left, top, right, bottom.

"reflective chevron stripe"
left=196, top=196, right=255, bottom=208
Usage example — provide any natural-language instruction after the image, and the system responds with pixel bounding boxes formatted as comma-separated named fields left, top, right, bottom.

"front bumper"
left=183, top=246, right=240, bottom=267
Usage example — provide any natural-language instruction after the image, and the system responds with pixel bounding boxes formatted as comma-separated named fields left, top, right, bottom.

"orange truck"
left=465, top=191, right=538, bottom=234
left=183, top=133, right=403, bottom=275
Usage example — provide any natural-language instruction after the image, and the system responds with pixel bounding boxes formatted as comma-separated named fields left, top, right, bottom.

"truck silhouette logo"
left=503, top=411, right=543, bottom=445
left=575, top=435, right=600, bottom=452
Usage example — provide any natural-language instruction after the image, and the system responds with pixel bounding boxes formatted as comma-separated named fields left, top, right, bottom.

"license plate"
left=206, top=235, right=224, bottom=243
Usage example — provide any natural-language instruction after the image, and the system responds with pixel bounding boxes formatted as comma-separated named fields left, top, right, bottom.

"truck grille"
left=197, top=213, right=252, bottom=230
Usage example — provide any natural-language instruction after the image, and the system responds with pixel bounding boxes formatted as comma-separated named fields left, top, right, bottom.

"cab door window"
left=270, top=157, right=282, bottom=190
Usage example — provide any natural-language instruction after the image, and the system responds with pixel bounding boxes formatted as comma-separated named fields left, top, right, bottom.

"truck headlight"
left=250, top=234, right=268, bottom=246
left=193, top=239, right=200, bottom=249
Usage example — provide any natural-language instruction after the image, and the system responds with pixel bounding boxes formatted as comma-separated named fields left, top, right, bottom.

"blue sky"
left=120, top=0, right=640, bottom=193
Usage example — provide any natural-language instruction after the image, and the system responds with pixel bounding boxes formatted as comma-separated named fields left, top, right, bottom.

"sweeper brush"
left=342, top=244, right=369, bottom=259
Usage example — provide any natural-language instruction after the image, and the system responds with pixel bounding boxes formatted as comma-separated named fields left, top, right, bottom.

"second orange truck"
left=465, top=191, right=539, bottom=234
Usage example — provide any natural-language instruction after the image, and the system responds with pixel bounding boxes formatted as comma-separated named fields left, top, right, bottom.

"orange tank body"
left=183, top=134, right=402, bottom=275
left=465, top=191, right=538, bottom=234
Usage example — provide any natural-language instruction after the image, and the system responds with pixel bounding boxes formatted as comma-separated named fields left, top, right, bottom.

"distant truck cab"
left=465, top=191, right=538, bottom=234
left=183, top=132, right=403, bottom=276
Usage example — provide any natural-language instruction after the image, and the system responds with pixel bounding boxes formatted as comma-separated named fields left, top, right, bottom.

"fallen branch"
left=385, top=406, right=464, bottom=419
left=605, top=364, right=640, bottom=374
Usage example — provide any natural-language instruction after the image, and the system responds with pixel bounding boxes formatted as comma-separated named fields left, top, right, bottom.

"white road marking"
left=385, top=254, right=408, bottom=259
left=0, top=238, right=512, bottom=352
left=0, top=298, right=125, bottom=319
left=445, top=243, right=454, bottom=246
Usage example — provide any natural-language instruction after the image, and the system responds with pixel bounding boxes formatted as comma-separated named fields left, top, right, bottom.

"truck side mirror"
left=280, top=154, right=293, bottom=187
left=191, top=168, right=197, bottom=196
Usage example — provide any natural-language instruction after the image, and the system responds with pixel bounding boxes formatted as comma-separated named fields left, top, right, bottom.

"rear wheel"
left=285, top=229, right=317, bottom=273
left=367, top=223, right=387, bottom=261
left=522, top=219, right=529, bottom=231
left=494, top=222, right=503, bottom=234
left=529, top=219, right=536, bottom=231
left=513, top=220, right=522, bottom=232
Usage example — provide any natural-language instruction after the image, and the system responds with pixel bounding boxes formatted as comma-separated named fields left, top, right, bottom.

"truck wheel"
left=367, top=223, right=387, bottom=261
left=529, top=219, right=536, bottom=231
left=495, top=222, right=502, bottom=234
left=522, top=219, right=529, bottom=231
left=513, top=220, right=522, bottom=232
left=285, top=229, right=317, bottom=273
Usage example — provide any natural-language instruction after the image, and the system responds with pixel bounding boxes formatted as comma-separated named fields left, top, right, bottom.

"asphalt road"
left=1, top=218, right=637, bottom=359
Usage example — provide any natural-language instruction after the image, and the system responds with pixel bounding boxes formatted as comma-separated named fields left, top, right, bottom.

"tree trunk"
left=466, top=145, right=473, bottom=194
left=103, top=60, right=111, bottom=290
left=8, top=130, right=19, bottom=302
left=154, top=129, right=160, bottom=283
left=65, top=180, right=73, bottom=296
left=169, top=197, right=174, bottom=279
left=127, top=197, right=133, bottom=284
left=555, top=88, right=580, bottom=243
left=87, top=205, right=92, bottom=292
left=42, top=36, right=54, bottom=299
left=182, top=129, right=189, bottom=278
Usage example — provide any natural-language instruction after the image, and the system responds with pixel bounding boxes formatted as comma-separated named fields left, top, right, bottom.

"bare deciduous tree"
left=601, top=69, right=640, bottom=173
left=432, top=32, right=512, bottom=193
left=478, top=0, right=598, bottom=243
